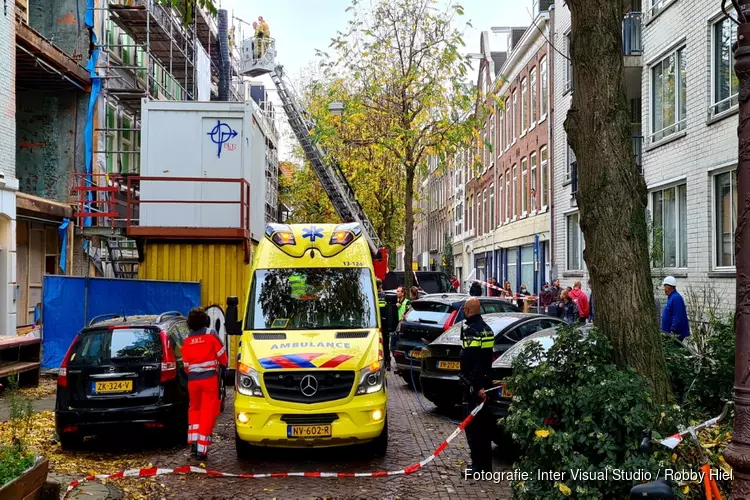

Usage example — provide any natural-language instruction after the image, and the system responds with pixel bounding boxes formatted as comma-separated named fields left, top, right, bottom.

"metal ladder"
left=270, top=67, right=383, bottom=255
left=105, top=237, right=139, bottom=279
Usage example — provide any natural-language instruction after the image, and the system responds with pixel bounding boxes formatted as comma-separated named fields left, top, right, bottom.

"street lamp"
left=722, top=0, right=750, bottom=497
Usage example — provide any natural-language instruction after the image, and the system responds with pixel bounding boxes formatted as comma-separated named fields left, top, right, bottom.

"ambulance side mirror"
left=226, top=296, right=242, bottom=335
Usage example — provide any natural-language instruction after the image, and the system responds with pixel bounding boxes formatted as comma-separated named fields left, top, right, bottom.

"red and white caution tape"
left=470, top=279, right=538, bottom=301
left=65, top=400, right=488, bottom=497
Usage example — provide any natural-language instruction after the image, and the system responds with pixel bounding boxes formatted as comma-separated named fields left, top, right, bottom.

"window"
left=565, top=34, right=573, bottom=92
left=505, top=97, right=512, bottom=149
left=651, top=184, right=688, bottom=268
left=468, top=195, right=473, bottom=231
left=521, top=78, right=528, bottom=134
left=540, top=57, right=548, bottom=119
left=540, top=146, right=549, bottom=208
left=512, top=165, right=518, bottom=218
left=456, top=202, right=463, bottom=235
left=477, top=193, right=482, bottom=234
left=530, top=152, right=538, bottom=211
left=481, top=128, right=487, bottom=170
left=499, top=174, right=504, bottom=223
left=651, top=47, right=687, bottom=143
left=712, top=15, right=739, bottom=117
left=498, top=109, right=504, bottom=153
left=530, top=68, right=537, bottom=126
left=714, top=170, right=738, bottom=267
left=507, top=247, right=518, bottom=290
left=483, top=188, right=488, bottom=233
left=566, top=213, right=584, bottom=270
left=512, top=90, right=518, bottom=142
left=489, top=183, right=495, bottom=229
left=520, top=245, right=534, bottom=292
left=521, top=157, right=528, bottom=215
left=505, top=170, right=511, bottom=222
left=566, top=142, right=576, bottom=180
left=489, top=117, right=495, bottom=166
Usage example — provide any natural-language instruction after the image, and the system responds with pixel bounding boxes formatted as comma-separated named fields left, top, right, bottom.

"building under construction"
left=78, top=0, right=280, bottom=278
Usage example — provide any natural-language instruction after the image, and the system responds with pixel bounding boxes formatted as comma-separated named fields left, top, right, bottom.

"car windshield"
left=68, top=328, right=162, bottom=365
left=248, top=268, right=378, bottom=330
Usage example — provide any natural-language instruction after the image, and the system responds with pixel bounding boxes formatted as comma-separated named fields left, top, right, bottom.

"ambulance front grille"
left=263, top=370, right=356, bottom=404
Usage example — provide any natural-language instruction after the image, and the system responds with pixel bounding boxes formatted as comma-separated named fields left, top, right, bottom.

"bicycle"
left=630, top=402, right=732, bottom=499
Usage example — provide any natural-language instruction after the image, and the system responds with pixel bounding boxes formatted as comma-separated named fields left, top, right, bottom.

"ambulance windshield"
left=248, top=268, right=378, bottom=330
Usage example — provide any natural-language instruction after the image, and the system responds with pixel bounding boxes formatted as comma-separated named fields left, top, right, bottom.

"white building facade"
left=639, top=0, right=737, bottom=308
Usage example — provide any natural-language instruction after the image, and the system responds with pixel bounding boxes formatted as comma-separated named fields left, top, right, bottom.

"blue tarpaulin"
left=41, top=276, right=201, bottom=369
left=58, top=219, right=70, bottom=274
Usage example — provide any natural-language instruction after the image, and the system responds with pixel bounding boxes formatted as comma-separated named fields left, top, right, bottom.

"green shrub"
left=504, top=326, right=677, bottom=499
left=663, top=314, right=734, bottom=417
left=0, top=446, right=35, bottom=487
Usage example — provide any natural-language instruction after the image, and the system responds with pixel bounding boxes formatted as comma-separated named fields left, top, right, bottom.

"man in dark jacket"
left=459, top=297, right=495, bottom=474
left=661, top=276, right=690, bottom=340
left=469, top=281, right=483, bottom=297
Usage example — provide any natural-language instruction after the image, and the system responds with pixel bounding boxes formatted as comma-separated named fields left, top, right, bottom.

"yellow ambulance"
left=226, top=222, right=388, bottom=457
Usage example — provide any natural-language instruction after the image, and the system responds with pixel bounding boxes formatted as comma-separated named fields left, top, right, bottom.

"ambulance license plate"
left=288, top=425, right=332, bottom=438
left=92, top=380, right=132, bottom=393
left=437, top=360, right=461, bottom=370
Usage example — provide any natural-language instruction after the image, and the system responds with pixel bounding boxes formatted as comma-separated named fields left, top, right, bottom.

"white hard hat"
left=662, top=276, right=677, bottom=287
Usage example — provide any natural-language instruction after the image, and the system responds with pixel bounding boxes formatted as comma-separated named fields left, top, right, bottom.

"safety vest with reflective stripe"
left=461, top=328, right=495, bottom=349
left=398, top=299, right=410, bottom=321
left=183, top=328, right=228, bottom=382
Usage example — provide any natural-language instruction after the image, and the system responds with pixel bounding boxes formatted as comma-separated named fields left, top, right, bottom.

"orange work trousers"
left=187, top=376, right=220, bottom=455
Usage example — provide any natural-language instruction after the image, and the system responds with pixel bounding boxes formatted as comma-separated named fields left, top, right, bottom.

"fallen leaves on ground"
left=0, top=377, right=57, bottom=401
left=0, top=410, right=172, bottom=499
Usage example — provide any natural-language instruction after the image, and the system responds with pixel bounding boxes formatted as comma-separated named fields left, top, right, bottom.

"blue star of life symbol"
left=302, top=226, right=324, bottom=242
left=207, top=120, right=238, bottom=158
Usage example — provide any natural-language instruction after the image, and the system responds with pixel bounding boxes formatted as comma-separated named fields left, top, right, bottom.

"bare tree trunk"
left=564, top=0, right=671, bottom=402
left=403, top=165, right=416, bottom=291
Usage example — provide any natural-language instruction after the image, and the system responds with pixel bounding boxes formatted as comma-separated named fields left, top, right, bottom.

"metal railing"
left=623, top=12, right=643, bottom=56
left=124, top=176, right=251, bottom=239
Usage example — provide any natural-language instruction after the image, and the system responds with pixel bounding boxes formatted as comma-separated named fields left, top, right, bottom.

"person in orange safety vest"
left=183, top=307, right=227, bottom=460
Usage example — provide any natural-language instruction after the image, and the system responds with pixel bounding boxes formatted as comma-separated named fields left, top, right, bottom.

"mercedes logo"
left=299, top=375, right=318, bottom=397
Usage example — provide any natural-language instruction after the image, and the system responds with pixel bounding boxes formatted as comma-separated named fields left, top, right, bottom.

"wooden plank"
left=15, top=0, right=29, bottom=25
left=0, top=336, right=41, bottom=348
left=17, top=193, right=73, bottom=219
left=15, top=21, right=90, bottom=89
left=0, top=361, right=41, bottom=377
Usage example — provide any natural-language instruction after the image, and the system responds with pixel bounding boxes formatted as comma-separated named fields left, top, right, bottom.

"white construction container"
left=139, top=100, right=276, bottom=242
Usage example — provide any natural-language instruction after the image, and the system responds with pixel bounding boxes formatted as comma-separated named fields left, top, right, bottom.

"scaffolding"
left=81, top=0, right=246, bottom=277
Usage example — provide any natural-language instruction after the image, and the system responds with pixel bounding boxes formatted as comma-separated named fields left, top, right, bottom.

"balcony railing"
left=622, top=12, right=642, bottom=56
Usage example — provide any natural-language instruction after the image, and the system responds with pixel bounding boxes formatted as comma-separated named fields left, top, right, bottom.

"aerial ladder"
left=241, top=37, right=389, bottom=279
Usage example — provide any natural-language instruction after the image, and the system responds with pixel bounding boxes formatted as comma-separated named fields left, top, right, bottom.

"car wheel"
left=59, top=432, right=82, bottom=450
left=364, top=417, right=388, bottom=457
left=235, top=430, right=253, bottom=460
left=224, top=369, right=235, bottom=387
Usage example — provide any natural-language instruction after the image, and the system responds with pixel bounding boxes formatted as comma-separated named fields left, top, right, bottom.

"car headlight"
left=421, top=347, right=432, bottom=359
left=236, top=362, right=263, bottom=397
left=356, top=361, right=384, bottom=395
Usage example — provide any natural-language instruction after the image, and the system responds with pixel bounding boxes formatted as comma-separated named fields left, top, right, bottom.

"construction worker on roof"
left=183, top=307, right=228, bottom=461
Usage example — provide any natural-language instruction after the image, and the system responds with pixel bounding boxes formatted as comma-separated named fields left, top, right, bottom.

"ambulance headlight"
left=356, top=361, right=384, bottom=395
left=236, top=363, right=263, bottom=397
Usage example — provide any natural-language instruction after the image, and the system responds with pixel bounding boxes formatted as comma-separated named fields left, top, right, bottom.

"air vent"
left=253, top=333, right=287, bottom=340
left=335, top=331, right=370, bottom=339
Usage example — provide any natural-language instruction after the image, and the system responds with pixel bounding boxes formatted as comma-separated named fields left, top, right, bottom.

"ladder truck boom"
left=241, top=38, right=389, bottom=279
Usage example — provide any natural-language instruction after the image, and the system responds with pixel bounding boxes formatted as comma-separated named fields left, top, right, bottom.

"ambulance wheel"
left=366, top=417, right=388, bottom=457
left=235, top=431, right=253, bottom=460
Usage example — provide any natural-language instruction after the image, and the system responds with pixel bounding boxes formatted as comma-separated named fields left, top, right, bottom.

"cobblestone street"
left=149, top=375, right=513, bottom=499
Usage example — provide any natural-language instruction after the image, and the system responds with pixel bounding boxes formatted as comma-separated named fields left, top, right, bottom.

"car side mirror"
left=226, top=296, right=243, bottom=335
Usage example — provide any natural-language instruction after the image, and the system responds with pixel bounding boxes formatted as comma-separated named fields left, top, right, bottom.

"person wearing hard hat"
left=660, top=276, right=690, bottom=340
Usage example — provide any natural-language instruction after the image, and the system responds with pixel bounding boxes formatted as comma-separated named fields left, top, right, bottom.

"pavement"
left=0, top=394, right=55, bottom=420
left=5, top=374, right=513, bottom=499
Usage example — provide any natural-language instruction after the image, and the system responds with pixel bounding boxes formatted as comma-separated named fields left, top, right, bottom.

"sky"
left=217, top=0, right=537, bottom=160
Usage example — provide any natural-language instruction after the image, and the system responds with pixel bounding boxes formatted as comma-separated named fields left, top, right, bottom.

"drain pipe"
left=546, top=6, right=555, bottom=279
